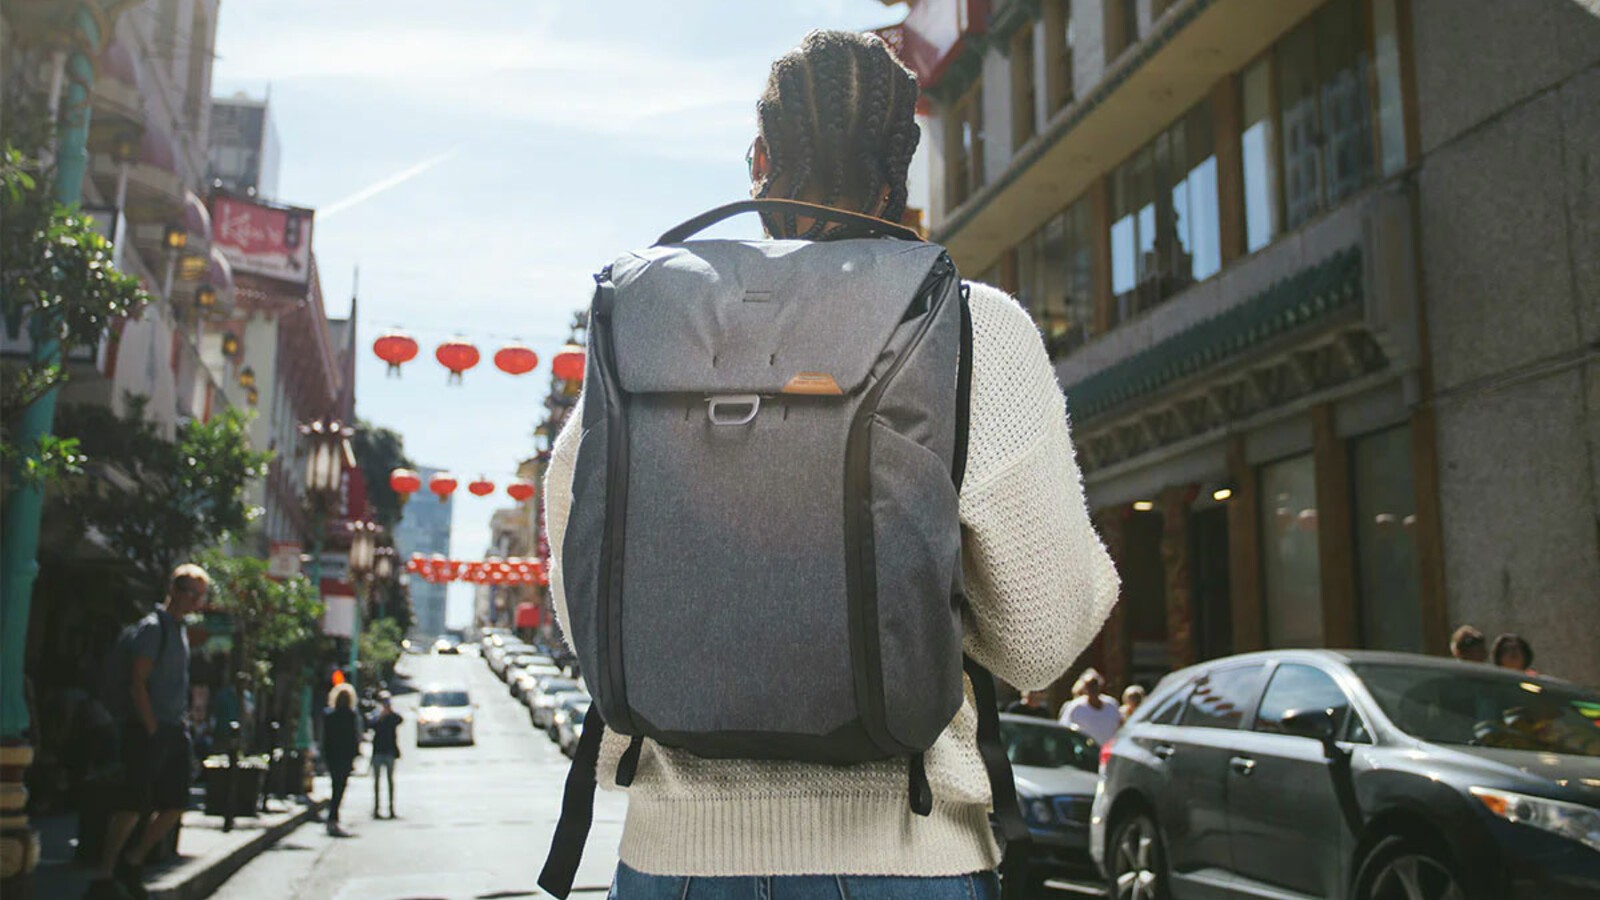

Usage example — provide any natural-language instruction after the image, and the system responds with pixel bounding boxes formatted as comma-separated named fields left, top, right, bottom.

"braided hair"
left=755, top=30, right=921, bottom=239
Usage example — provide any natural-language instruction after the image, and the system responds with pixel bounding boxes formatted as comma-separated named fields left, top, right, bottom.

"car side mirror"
left=1280, top=707, right=1340, bottom=755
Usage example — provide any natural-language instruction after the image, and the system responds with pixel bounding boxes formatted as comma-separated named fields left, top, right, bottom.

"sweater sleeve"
left=958, top=284, right=1120, bottom=690
left=543, top=395, right=584, bottom=655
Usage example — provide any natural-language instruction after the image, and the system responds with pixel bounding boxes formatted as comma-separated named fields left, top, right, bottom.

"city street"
left=212, top=652, right=626, bottom=900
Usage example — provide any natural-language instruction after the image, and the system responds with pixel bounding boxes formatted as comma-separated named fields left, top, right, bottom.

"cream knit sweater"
left=544, top=281, right=1120, bottom=877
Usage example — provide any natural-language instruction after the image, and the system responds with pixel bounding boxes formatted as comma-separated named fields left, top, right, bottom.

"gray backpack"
left=540, top=200, right=1029, bottom=898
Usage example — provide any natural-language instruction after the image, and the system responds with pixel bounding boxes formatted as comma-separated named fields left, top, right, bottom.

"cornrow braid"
left=755, top=29, right=921, bottom=238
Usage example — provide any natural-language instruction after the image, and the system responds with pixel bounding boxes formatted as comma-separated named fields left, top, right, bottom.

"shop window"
left=1012, top=28, right=1038, bottom=148
left=946, top=81, right=986, bottom=209
left=1352, top=425, right=1422, bottom=652
left=1260, top=453, right=1322, bottom=648
left=1016, top=195, right=1096, bottom=359
left=1109, top=101, right=1219, bottom=323
left=1044, top=0, right=1076, bottom=112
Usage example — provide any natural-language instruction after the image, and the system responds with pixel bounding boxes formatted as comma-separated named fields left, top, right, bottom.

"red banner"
left=211, top=194, right=314, bottom=285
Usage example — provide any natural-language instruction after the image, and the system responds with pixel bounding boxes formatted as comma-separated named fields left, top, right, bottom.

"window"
left=1352, top=426, right=1422, bottom=652
left=1146, top=684, right=1191, bottom=725
left=1240, top=58, right=1278, bottom=252
left=1044, top=0, right=1075, bottom=112
left=946, top=81, right=986, bottom=209
left=1017, top=195, right=1096, bottom=358
left=1182, top=665, right=1266, bottom=730
left=1372, top=0, right=1410, bottom=175
left=1108, top=101, right=1220, bottom=323
left=1105, top=0, right=1140, bottom=59
left=1260, top=453, right=1322, bottom=648
left=1012, top=28, right=1037, bottom=148
left=1276, top=0, right=1374, bottom=228
left=1254, top=664, right=1351, bottom=734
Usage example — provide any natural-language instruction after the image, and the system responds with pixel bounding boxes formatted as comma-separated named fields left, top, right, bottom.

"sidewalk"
left=34, top=793, right=325, bottom=900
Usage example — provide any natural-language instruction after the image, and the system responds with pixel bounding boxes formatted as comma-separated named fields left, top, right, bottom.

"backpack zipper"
left=589, top=266, right=637, bottom=735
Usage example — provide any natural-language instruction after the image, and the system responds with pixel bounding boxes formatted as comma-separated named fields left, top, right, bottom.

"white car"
left=510, top=663, right=561, bottom=700
left=528, top=676, right=582, bottom=727
left=416, top=687, right=475, bottom=747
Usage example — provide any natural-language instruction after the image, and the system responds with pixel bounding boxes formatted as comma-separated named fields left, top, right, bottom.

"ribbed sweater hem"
left=617, top=795, right=1002, bottom=877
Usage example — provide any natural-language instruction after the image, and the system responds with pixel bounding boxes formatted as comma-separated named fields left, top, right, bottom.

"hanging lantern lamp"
left=428, top=471, right=459, bottom=502
left=552, top=343, right=586, bottom=382
left=435, top=339, right=480, bottom=384
left=390, top=467, right=422, bottom=496
left=373, top=331, right=420, bottom=376
left=468, top=477, right=495, bottom=497
left=506, top=481, right=535, bottom=502
left=493, top=343, right=539, bottom=376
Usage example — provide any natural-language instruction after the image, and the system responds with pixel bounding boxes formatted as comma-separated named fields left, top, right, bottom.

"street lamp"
left=196, top=283, right=217, bottom=312
left=374, top=547, right=395, bottom=583
left=238, top=366, right=256, bottom=389
left=162, top=224, right=187, bottom=298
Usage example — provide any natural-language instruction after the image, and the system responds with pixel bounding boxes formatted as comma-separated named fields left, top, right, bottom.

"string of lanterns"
left=389, top=468, right=536, bottom=504
left=373, top=330, right=586, bottom=385
left=406, top=553, right=549, bottom=587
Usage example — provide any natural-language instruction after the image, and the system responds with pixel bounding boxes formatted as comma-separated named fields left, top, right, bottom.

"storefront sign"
left=211, top=194, right=314, bottom=285
left=267, top=541, right=303, bottom=579
left=323, top=594, right=356, bottom=638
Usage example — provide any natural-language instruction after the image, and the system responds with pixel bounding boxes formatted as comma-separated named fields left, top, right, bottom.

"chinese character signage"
left=211, top=194, right=314, bottom=285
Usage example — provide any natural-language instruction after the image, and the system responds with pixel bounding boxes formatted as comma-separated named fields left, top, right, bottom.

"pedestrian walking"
left=1119, top=684, right=1146, bottom=722
left=1450, top=624, right=1488, bottom=662
left=321, top=683, right=361, bottom=836
left=366, top=691, right=402, bottom=819
left=84, top=563, right=209, bottom=900
left=1058, top=669, right=1122, bottom=746
left=1492, top=633, right=1536, bottom=674
left=1003, top=690, right=1053, bottom=719
left=539, top=29, right=1119, bottom=900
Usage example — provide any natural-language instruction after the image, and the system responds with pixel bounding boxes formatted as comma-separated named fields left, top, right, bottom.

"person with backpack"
left=366, top=691, right=402, bottom=818
left=536, top=30, right=1119, bottom=900
left=85, top=564, right=209, bottom=900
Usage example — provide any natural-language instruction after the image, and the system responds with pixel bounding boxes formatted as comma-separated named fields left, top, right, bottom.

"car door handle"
left=1152, top=744, right=1176, bottom=761
left=1229, top=755, right=1257, bottom=776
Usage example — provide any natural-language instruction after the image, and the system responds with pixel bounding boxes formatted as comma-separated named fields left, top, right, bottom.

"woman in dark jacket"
left=321, top=683, right=361, bottom=836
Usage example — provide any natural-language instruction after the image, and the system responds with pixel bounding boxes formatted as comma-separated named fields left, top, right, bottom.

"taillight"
left=1099, top=737, right=1116, bottom=771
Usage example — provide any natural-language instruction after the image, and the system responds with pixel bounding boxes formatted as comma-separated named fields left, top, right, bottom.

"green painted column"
left=1, top=4, right=99, bottom=744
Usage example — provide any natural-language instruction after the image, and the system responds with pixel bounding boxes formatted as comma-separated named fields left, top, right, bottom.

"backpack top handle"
left=656, top=198, right=923, bottom=246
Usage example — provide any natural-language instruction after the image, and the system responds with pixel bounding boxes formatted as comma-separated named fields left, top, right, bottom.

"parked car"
left=528, top=677, right=582, bottom=727
left=415, top=687, right=475, bottom=747
left=508, top=657, right=560, bottom=699
left=996, top=713, right=1101, bottom=885
left=544, top=690, right=589, bottom=742
left=487, top=643, right=530, bottom=678
left=431, top=637, right=459, bottom=655
left=1091, top=650, right=1600, bottom=900
left=553, top=694, right=591, bottom=757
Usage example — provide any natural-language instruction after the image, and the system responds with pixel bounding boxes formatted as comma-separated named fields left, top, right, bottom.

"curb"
left=148, top=799, right=327, bottom=900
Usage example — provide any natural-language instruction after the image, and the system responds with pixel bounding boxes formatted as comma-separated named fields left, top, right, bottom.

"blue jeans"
left=608, top=863, right=1000, bottom=900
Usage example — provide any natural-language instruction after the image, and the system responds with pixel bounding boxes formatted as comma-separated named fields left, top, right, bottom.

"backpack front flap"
left=563, top=237, right=964, bottom=764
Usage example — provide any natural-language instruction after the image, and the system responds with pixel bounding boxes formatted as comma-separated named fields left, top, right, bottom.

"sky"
left=210, top=0, right=913, bottom=629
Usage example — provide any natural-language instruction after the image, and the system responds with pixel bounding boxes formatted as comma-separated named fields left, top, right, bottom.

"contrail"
left=318, top=146, right=462, bottom=220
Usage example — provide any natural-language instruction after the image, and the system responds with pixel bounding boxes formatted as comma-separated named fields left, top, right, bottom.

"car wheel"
left=1108, top=812, right=1170, bottom=900
left=1353, top=835, right=1467, bottom=900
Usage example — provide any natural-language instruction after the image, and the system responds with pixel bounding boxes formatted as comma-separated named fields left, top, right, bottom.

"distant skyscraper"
left=207, top=93, right=281, bottom=199
left=393, top=465, right=452, bottom=640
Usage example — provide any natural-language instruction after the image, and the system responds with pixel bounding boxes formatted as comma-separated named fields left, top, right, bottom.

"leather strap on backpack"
left=656, top=199, right=923, bottom=245
left=965, top=655, right=1034, bottom=900
left=538, top=705, right=606, bottom=900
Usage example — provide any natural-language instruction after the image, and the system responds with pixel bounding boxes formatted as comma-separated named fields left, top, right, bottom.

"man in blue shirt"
left=86, top=564, right=208, bottom=900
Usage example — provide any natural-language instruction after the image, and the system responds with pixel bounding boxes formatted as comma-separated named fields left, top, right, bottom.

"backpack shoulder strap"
left=539, top=705, right=607, bottom=899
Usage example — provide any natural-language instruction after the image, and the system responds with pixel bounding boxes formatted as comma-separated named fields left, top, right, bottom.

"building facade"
left=894, top=0, right=1600, bottom=687
left=394, top=466, right=454, bottom=640
left=207, top=92, right=281, bottom=199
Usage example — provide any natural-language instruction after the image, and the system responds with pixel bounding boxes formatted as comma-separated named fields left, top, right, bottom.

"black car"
left=1091, top=650, right=1600, bottom=900
left=997, top=713, right=1102, bottom=886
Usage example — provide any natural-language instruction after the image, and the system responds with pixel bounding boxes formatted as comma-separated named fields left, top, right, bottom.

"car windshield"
left=421, top=691, right=469, bottom=708
left=1000, top=719, right=1099, bottom=772
left=1354, top=664, right=1600, bottom=756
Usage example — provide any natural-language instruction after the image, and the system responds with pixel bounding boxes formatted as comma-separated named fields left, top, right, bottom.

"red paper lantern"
left=428, top=472, right=458, bottom=502
left=390, top=467, right=422, bottom=495
left=468, top=477, right=495, bottom=497
left=493, top=344, right=539, bottom=376
left=506, top=480, right=535, bottom=502
left=373, top=331, right=420, bottom=376
left=436, top=339, right=480, bottom=384
left=552, top=343, right=586, bottom=382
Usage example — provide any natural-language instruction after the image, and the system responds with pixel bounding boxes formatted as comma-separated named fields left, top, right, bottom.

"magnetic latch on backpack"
left=706, top=395, right=761, bottom=425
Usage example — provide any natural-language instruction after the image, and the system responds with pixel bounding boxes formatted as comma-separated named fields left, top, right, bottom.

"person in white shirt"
left=1058, top=668, right=1123, bottom=746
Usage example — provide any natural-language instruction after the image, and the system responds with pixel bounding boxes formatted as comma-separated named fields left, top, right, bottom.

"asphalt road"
left=212, top=651, right=625, bottom=900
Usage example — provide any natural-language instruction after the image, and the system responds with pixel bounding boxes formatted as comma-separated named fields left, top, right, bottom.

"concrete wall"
left=1413, top=0, right=1600, bottom=685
